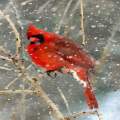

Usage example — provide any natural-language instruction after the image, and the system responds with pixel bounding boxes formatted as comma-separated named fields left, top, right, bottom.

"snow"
left=68, top=56, right=73, bottom=59
left=43, top=46, right=48, bottom=49
left=48, top=55, right=52, bottom=58
left=59, top=58, right=64, bottom=61
left=46, top=64, right=50, bottom=67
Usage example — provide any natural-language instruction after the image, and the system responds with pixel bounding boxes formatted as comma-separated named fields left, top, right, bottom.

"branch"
left=65, top=111, right=96, bottom=119
left=0, top=66, right=12, bottom=71
left=0, top=5, right=104, bottom=120
left=0, top=55, right=12, bottom=62
left=57, top=87, right=71, bottom=115
left=31, top=78, right=67, bottom=120
left=13, top=59, right=67, bottom=120
left=0, top=89, right=34, bottom=95
left=54, top=0, right=73, bottom=33
left=0, top=10, right=21, bottom=58
left=79, top=0, right=86, bottom=45
left=65, top=110, right=103, bottom=120
left=0, top=9, right=67, bottom=120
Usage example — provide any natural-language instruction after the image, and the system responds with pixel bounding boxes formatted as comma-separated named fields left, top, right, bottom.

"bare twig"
left=65, top=110, right=103, bottom=120
left=21, top=0, right=33, bottom=6
left=0, top=2, right=105, bottom=119
left=95, top=110, right=104, bottom=120
left=57, top=87, right=71, bottom=115
left=0, top=55, right=12, bottom=62
left=63, top=25, right=70, bottom=36
left=11, top=112, right=17, bottom=120
left=31, top=79, right=67, bottom=120
left=0, top=9, right=67, bottom=120
left=37, top=1, right=51, bottom=14
left=4, top=65, right=33, bottom=89
left=79, top=0, right=86, bottom=45
left=54, top=0, right=73, bottom=33
left=0, top=89, right=34, bottom=95
left=19, top=91, right=26, bottom=120
left=65, top=110, right=96, bottom=119
left=0, top=46, right=12, bottom=56
left=93, top=18, right=120, bottom=86
left=5, top=76, right=20, bottom=90
left=0, top=10, right=21, bottom=58
left=0, top=66, right=12, bottom=71
left=63, top=0, right=80, bottom=36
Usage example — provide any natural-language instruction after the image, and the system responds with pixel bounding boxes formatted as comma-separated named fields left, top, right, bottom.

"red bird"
left=26, top=24, right=98, bottom=109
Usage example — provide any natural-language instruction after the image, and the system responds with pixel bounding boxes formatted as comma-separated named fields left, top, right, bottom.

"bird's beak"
left=30, top=37, right=38, bottom=42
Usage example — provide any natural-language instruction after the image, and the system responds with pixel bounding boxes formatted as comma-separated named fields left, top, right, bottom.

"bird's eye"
left=31, top=34, right=45, bottom=44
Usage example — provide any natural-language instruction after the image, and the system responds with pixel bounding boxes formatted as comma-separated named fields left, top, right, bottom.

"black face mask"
left=30, top=34, right=45, bottom=44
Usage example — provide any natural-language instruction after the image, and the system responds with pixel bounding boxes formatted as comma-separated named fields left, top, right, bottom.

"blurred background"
left=0, top=0, right=120, bottom=120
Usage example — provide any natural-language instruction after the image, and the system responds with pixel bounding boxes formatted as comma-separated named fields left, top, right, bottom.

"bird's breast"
left=27, top=44, right=65, bottom=71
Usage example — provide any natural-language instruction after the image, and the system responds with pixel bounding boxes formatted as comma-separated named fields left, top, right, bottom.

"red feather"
left=26, top=24, right=99, bottom=109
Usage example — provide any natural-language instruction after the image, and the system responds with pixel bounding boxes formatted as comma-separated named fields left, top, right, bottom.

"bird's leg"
left=58, top=67, right=70, bottom=74
left=46, top=67, right=69, bottom=78
left=46, top=70, right=57, bottom=78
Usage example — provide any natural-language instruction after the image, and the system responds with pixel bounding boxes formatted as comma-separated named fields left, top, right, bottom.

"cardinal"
left=26, top=24, right=99, bottom=109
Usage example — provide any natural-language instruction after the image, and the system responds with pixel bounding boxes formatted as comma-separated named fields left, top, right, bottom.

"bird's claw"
left=46, top=70, right=57, bottom=78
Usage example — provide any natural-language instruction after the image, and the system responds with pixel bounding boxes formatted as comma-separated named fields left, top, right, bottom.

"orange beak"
left=30, top=37, right=38, bottom=42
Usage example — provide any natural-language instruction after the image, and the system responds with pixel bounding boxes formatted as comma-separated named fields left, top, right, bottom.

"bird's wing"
left=52, top=36, right=95, bottom=69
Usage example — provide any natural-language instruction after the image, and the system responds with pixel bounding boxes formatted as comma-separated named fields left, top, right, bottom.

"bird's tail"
left=83, top=84, right=98, bottom=109
left=75, top=68, right=98, bottom=109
